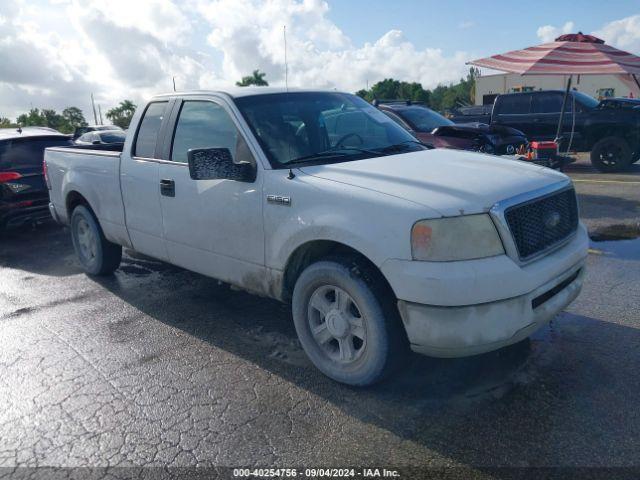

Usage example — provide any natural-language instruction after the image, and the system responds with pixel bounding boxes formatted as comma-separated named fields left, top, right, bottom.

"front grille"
left=505, top=188, right=578, bottom=260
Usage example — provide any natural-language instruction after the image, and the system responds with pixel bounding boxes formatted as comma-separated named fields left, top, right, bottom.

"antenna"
left=172, top=76, right=176, bottom=92
left=283, top=24, right=294, bottom=179
left=90, top=93, right=98, bottom=125
left=283, top=25, right=289, bottom=92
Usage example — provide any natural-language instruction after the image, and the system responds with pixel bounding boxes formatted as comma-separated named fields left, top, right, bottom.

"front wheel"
left=590, top=136, right=632, bottom=172
left=292, top=258, right=406, bottom=386
left=70, top=205, right=122, bottom=275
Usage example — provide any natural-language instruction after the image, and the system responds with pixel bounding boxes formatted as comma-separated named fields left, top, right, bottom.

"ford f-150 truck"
left=45, top=88, right=588, bottom=386
left=451, top=90, right=640, bottom=172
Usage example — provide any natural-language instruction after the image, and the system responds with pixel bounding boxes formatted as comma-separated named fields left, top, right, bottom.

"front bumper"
left=383, top=224, right=588, bottom=358
left=397, top=261, right=585, bottom=357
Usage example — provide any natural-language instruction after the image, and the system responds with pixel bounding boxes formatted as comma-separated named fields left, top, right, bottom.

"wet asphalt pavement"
left=0, top=158, right=639, bottom=478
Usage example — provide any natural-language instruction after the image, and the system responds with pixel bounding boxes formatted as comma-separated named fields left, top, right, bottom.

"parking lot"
left=0, top=155, right=639, bottom=477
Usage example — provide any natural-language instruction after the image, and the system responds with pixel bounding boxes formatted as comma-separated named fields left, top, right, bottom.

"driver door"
left=157, top=97, right=265, bottom=286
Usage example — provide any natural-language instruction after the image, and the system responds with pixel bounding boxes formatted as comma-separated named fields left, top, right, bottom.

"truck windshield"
left=573, top=91, right=599, bottom=110
left=234, top=92, right=426, bottom=168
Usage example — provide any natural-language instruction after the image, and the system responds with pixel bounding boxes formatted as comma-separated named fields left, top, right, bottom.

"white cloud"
left=594, top=14, right=640, bottom=52
left=197, top=0, right=470, bottom=92
left=536, top=21, right=575, bottom=43
left=0, top=0, right=215, bottom=119
left=1, top=0, right=475, bottom=121
left=79, top=0, right=190, bottom=43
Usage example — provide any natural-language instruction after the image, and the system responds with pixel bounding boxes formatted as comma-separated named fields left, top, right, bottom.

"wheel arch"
left=586, top=125, right=637, bottom=151
left=281, top=239, right=397, bottom=304
left=65, top=190, right=94, bottom=219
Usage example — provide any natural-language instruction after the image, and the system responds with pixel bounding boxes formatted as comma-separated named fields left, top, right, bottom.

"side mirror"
left=187, top=147, right=256, bottom=182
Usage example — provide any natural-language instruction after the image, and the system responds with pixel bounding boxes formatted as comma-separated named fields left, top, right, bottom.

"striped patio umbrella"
left=467, top=33, right=640, bottom=141
left=468, top=33, right=640, bottom=76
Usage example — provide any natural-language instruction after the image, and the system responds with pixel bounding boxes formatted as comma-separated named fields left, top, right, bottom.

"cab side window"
left=171, top=101, right=254, bottom=164
left=497, top=94, right=531, bottom=114
left=532, top=93, right=572, bottom=113
left=134, top=101, right=168, bottom=158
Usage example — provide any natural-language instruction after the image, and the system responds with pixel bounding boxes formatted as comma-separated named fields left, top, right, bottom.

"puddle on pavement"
left=589, top=238, right=640, bottom=261
left=588, top=224, right=640, bottom=261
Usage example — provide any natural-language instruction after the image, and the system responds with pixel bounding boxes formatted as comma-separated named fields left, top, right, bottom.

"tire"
left=590, top=136, right=632, bottom=172
left=70, top=205, right=121, bottom=275
left=292, top=257, right=406, bottom=386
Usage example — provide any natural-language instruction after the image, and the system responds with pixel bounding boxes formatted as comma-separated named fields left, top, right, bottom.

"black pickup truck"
left=451, top=90, right=640, bottom=172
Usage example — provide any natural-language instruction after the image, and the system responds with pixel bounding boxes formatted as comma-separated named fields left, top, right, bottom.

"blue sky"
left=328, top=0, right=640, bottom=57
left=1, top=0, right=640, bottom=119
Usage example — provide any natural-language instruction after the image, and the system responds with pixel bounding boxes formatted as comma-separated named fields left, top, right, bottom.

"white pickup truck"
left=45, top=88, right=588, bottom=386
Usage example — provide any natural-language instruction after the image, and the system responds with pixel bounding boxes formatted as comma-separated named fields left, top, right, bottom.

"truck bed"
left=45, top=146, right=130, bottom=248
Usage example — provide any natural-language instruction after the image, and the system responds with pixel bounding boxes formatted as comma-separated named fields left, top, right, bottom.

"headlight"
left=411, top=214, right=504, bottom=261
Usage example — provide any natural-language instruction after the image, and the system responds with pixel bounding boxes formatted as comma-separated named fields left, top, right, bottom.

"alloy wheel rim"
left=76, top=218, right=97, bottom=262
left=600, top=143, right=622, bottom=166
left=307, top=285, right=367, bottom=364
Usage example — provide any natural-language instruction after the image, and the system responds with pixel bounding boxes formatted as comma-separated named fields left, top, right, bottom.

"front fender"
left=263, top=170, right=432, bottom=271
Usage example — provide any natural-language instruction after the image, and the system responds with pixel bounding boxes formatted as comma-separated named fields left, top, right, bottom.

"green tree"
left=106, top=100, right=137, bottom=129
left=17, top=108, right=46, bottom=127
left=62, top=107, right=87, bottom=131
left=12, top=106, right=90, bottom=133
left=356, top=78, right=430, bottom=104
left=357, top=67, right=480, bottom=114
left=236, top=69, right=269, bottom=87
left=41, top=109, right=68, bottom=132
left=0, top=117, right=16, bottom=128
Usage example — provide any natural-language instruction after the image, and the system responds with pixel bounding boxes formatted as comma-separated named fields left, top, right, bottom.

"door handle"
left=160, top=179, right=175, bottom=197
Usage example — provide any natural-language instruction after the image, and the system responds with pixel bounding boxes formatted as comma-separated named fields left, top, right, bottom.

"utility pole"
left=98, top=105, right=104, bottom=125
left=173, top=76, right=176, bottom=92
left=90, top=93, right=98, bottom=125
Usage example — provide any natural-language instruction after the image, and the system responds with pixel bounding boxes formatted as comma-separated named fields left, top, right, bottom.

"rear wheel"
left=70, top=205, right=121, bottom=275
left=292, top=257, right=406, bottom=386
left=590, top=136, right=632, bottom=172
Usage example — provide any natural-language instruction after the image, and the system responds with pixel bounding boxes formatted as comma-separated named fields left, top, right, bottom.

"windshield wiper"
left=285, top=147, right=380, bottom=165
left=375, top=140, right=434, bottom=153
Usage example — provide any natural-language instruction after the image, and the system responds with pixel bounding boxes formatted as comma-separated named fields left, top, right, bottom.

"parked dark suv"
left=0, top=127, right=73, bottom=230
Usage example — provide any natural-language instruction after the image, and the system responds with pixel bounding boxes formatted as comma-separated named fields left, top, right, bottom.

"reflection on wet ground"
left=590, top=238, right=640, bottom=262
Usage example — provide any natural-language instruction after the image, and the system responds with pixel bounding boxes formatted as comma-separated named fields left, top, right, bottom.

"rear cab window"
left=133, top=101, right=168, bottom=158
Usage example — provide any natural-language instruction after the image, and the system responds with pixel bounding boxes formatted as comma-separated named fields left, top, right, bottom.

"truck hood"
left=299, top=149, right=568, bottom=217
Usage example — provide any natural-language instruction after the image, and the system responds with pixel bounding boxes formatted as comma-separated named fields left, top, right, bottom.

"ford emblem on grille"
left=544, top=211, right=561, bottom=229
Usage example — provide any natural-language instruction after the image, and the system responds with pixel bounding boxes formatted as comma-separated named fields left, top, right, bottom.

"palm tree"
left=106, top=100, right=137, bottom=129
left=236, top=70, right=269, bottom=87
